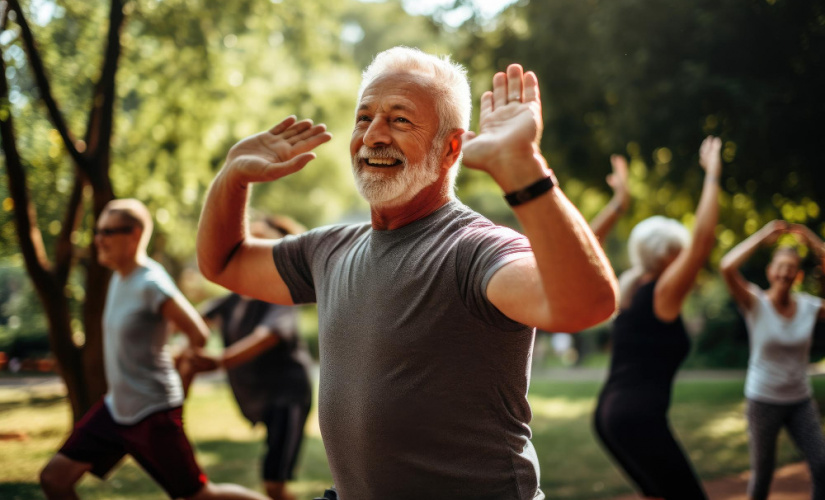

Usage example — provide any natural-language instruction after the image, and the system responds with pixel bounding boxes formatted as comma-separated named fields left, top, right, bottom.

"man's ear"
left=440, top=129, right=464, bottom=171
left=795, top=270, right=805, bottom=287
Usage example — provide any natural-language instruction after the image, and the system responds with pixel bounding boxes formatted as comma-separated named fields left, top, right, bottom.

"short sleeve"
left=272, top=231, right=319, bottom=304
left=143, top=268, right=180, bottom=314
left=455, top=222, right=532, bottom=328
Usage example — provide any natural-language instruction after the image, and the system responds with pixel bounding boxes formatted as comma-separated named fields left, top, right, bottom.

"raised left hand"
left=461, top=64, right=547, bottom=192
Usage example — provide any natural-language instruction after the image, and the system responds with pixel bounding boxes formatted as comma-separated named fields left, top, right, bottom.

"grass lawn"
left=1, top=374, right=822, bottom=499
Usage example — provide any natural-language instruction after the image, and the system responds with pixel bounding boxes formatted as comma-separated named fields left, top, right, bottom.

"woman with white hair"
left=593, top=136, right=723, bottom=499
left=720, top=221, right=825, bottom=499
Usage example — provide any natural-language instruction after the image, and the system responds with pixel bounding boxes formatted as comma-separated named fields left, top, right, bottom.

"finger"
left=269, top=116, right=297, bottom=136
left=461, top=130, right=477, bottom=144
left=507, top=64, right=524, bottom=103
left=523, top=71, right=540, bottom=103
left=292, top=123, right=329, bottom=145
left=281, top=119, right=314, bottom=140
left=294, top=130, right=333, bottom=154
left=479, top=91, right=493, bottom=120
left=492, top=72, right=507, bottom=110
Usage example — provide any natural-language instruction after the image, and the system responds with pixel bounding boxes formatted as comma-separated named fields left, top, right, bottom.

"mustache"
left=355, top=145, right=407, bottom=164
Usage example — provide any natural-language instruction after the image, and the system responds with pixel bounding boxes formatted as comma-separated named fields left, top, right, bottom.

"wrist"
left=504, top=171, right=557, bottom=207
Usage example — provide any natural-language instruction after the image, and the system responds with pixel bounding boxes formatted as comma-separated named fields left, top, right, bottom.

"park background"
left=1, top=0, right=825, bottom=498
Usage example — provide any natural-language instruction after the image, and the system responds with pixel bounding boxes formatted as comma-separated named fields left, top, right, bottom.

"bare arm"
left=720, top=220, right=788, bottom=312
left=653, top=136, right=723, bottom=321
left=197, top=116, right=332, bottom=303
left=462, top=65, right=618, bottom=333
left=789, top=223, right=825, bottom=320
left=589, top=154, right=631, bottom=244
left=219, top=326, right=280, bottom=369
left=160, top=295, right=210, bottom=348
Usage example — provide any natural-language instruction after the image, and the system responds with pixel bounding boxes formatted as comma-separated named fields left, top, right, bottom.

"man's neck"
left=369, top=182, right=452, bottom=231
left=114, top=254, right=145, bottom=278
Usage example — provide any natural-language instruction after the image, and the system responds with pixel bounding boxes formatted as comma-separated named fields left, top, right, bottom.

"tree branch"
left=84, top=0, right=125, bottom=194
left=7, top=0, right=86, bottom=168
left=55, top=176, right=85, bottom=286
left=0, top=41, right=53, bottom=288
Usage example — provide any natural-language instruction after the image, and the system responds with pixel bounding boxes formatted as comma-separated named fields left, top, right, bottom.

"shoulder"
left=796, top=291, right=824, bottom=310
left=139, top=259, right=180, bottom=297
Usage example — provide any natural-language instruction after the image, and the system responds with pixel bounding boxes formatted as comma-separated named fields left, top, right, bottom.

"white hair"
left=357, top=46, right=472, bottom=189
left=628, top=216, right=691, bottom=273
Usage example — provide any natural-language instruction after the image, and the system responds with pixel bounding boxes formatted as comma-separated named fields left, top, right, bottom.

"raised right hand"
left=224, top=116, right=332, bottom=186
left=699, top=135, right=723, bottom=178
left=607, top=154, right=631, bottom=212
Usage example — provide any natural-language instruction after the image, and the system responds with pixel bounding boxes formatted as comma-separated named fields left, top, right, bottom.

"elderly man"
left=40, top=199, right=267, bottom=500
left=198, top=47, right=618, bottom=499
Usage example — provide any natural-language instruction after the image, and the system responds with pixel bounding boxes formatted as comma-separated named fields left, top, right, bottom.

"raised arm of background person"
left=160, top=294, right=210, bottom=348
left=589, top=154, right=631, bottom=244
left=789, top=223, right=825, bottom=320
left=653, top=136, right=722, bottom=322
left=719, top=220, right=788, bottom=312
left=197, top=117, right=332, bottom=304
left=461, top=64, right=618, bottom=333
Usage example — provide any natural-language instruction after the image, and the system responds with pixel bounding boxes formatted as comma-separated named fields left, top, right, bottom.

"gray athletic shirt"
left=273, top=200, right=544, bottom=500
left=103, top=259, right=184, bottom=424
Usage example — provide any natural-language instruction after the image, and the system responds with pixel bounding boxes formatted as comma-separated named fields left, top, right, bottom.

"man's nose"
left=363, top=117, right=391, bottom=148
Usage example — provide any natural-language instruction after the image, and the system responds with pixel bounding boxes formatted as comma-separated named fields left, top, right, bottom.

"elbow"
left=543, top=276, right=618, bottom=333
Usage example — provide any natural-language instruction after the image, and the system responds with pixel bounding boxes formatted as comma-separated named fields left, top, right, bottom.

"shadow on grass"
left=0, top=394, right=66, bottom=413
left=0, top=482, right=44, bottom=500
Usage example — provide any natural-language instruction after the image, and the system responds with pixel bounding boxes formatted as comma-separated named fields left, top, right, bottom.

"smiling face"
left=350, top=72, right=448, bottom=207
left=766, top=248, right=802, bottom=293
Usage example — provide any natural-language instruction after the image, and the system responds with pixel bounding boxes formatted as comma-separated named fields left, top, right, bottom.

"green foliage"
left=457, top=0, right=825, bottom=253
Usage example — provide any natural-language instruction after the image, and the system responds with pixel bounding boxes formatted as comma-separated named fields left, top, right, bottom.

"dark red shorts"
left=59, top=400, right=207, bottom=498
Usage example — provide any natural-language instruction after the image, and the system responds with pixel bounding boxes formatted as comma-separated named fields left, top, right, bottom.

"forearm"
left=589, top=196, right=625, bottom=244
left=221, top=327, right=279, bottom=370
left=513, top=187, right=618, bottom=330
left=690, top=173, right=721, bottom=258
left=720, top=228, right=770, bottom=273
left=197, top=168, right=250, bottom=282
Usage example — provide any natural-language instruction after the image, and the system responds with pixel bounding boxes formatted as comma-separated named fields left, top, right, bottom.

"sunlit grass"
left=1, top=375, right=823, bottom=499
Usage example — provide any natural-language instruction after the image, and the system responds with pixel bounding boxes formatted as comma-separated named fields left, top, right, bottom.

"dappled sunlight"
left=529, top=394, right=595, bottom=421
left=696, top=412, right=747, bottom=440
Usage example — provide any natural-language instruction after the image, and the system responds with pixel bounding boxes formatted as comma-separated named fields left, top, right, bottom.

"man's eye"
left=357, top=115, right=371, bottom=122
left=394, top=117, right=410, bottom=123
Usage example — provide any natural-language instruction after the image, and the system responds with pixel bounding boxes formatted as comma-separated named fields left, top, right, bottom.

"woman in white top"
left=720, top=220, right=825, bottom=500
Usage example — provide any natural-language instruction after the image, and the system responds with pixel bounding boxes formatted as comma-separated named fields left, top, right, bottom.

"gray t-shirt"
left=103, top=259, right=184, bottom=424
left=743, top=285, right=822, bottom=404
left=273, top=200, right=543, bottom=500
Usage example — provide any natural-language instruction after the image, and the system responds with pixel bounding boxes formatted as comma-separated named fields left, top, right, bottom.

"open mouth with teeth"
left=363, top=157, right=403, bottom=168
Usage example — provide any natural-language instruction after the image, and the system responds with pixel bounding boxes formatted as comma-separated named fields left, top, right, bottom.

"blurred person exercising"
left=185, top=216, right=313, bottom=500
left=39, top=199, right=267, bottom=500
left=721, top=220, right=825, bottom=499
left=593, top=137, right=724, bottom=499
left=197, top=46, right=618, bottom=499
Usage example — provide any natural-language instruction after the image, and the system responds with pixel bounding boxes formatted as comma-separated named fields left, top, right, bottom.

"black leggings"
left=746, top=398, right=825, bottom=500
left=594, top=395, right=707, bottom=499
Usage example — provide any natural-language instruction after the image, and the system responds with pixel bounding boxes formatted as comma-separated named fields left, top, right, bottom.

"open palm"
left=226, top=116, right=332, bottom=184
left=462, top=65, right=545, bottom=187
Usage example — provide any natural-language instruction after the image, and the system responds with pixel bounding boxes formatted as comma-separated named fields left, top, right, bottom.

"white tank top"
left=742, top=286, right=822, bottom=403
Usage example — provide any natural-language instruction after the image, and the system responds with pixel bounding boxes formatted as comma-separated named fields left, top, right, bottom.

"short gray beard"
left=352, top=145, right=441, bottom=207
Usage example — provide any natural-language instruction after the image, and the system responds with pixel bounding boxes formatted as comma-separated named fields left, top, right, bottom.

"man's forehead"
left=358, top=72, right=436, bottom=110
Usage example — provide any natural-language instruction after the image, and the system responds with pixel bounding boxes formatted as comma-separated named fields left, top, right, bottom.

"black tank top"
left=601, top=280, right=691, bottom=412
